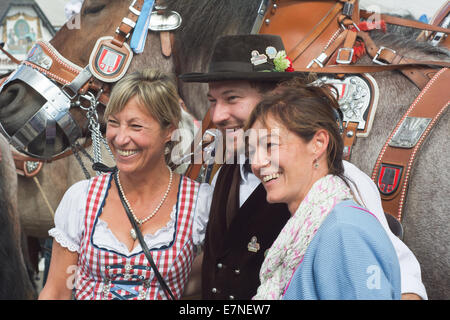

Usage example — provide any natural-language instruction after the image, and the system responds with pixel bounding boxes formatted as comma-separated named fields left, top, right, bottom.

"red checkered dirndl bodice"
left=74, top=173, right=199, bottom=300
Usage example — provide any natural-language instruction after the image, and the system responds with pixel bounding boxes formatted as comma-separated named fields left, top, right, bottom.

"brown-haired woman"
left=247, top=83, right=401, bottom=300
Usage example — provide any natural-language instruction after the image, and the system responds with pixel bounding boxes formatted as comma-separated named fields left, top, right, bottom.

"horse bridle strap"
left=12, top=148, right=43, bottom=178
left=301, top=30, right=450, bottom=74
left=113, top=0, right=145, bottom=47
left=371, top=68, right=449, bottom=222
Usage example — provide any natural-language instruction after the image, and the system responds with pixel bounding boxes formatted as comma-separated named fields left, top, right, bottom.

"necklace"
left=116, top=166, right=173, bottom=240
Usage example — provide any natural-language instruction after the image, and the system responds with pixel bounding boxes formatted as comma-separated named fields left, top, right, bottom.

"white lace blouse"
left=49, top=176, right=213, bottom=256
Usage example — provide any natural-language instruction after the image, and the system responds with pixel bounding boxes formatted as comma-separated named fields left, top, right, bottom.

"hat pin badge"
left=250, top=50, right=268, bottom=66
left=247, top=236, right=260, bottom=253
left=265, top=46, right=277, bottom=59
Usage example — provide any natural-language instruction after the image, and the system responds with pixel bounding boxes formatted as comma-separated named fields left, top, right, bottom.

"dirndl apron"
left=74, top=173, right=199, bottom=300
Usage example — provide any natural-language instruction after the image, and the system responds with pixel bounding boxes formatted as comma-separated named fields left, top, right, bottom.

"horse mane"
left=161, top=0, right=261, bottom=119
left=164, top=0, right=260, bottom=72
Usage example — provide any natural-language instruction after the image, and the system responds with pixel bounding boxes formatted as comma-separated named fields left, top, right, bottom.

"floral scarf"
left=253, top=174, right=353, bottom=300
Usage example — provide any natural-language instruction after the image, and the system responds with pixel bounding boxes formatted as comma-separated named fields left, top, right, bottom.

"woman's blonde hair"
left=104, top=69, right=181, bottom=130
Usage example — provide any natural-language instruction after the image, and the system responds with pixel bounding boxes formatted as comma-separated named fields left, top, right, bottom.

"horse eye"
left=84, top=4, right=106, bottom=15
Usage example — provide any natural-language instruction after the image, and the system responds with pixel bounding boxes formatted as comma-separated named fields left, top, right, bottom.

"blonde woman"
left=39, top=70, right=212, bottom=300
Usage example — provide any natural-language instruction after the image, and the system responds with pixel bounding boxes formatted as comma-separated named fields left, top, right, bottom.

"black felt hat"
left=179, top=34, right=306, bottom=83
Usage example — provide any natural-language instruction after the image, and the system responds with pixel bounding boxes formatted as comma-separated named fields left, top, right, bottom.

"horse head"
left=0, top=0, right=261, bottom=160
left=0, top=0, right=175, bottom=159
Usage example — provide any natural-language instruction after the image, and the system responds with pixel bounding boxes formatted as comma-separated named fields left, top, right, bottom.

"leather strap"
left=289, top=2, right=343, bottom=63
left=160, top=31, right=172, bottom=57
left=342, top=121, right=358, bottom=160
left=339, top=28, right=357, bottom=62
left=0, top=76, right=6, bottom=87
left=422, top=1, right=450, bottom=48
left=371, top=68, right=450, bottom=221
left=23, top=41, right=82, bottom=86
left=308, top=29, right=350, bottom=68
left=357, top=31, right=436, bottom=89
left=360, top=10, right=450, bottom=34
left=112, top=169, right=175, bottom=300
left=298, top=58, right=450, bottom=74
left=113, top=0, right=144, bottom=47
left=10, top=136, right=92, bottom=166
left=287, top=24, right=450, bottom=73
left=428, top=1, right=450, bottom=29
left=13, top=157, right=43, bottom=178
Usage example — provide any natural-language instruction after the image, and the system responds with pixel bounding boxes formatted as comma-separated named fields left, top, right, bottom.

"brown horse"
left=0, top=0, right=448, bottom=299
left=0, top=0, right=263, bottom=296
left=0, top=135, right=36, bottom=299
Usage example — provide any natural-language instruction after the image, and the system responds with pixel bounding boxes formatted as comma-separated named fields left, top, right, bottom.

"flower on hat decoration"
left=273, top=50, right=294, bottom=72
left=285, top=56, right=294, bottom=72
left=250, top=47, right=295, bottom=72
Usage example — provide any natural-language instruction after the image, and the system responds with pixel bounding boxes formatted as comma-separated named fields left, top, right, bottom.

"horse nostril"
left=0, top=86, right=19, bottom=109
left=0, top=81, right=70, bottom=157
left=0, top=82, right=46, bottom=134
left=0, top=82, right=29, bottom=119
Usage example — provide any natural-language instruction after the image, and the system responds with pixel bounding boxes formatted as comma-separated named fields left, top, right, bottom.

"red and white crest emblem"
left=377, top=163, right=403, bottom=195
left=89, top=36, right=133, bottom=83
left=97, top=46, right=124, bottom=75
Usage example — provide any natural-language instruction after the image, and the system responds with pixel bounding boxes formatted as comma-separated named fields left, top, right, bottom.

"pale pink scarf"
left=253, top=174, right=353, bottom=300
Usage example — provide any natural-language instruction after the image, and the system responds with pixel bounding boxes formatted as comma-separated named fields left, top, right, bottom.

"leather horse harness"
left=185, top=0, right=450, bottom=237
left=0, top=0, right=180, bottom=178
left=256, top=0, right=450, bottom=234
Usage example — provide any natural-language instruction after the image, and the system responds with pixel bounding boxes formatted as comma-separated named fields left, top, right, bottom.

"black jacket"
left=202, top=164, right=290, bottom=300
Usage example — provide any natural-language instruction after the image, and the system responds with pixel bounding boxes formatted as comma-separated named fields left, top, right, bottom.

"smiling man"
left=180, top=34, right=426, bottom=300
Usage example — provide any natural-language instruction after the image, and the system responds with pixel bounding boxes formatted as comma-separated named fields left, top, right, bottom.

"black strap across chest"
left=93, top=162, right=175, bottom=300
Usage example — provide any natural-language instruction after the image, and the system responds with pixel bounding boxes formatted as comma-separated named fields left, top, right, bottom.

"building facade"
left=0, top=0, right=56, bottom=74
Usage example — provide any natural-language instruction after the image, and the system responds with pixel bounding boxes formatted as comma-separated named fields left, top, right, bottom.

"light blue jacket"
left=282, top=200, right=401, bottom=300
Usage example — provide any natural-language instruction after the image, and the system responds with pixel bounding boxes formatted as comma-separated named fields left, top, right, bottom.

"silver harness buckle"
left=373, top=46, right=396, bottom=65
left=336, top=47, right=354, bottom=64
left=129, top=0, right=141, bottom=16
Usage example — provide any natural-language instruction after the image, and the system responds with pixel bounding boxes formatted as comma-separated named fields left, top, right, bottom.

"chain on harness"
left=72, top=90, right=114, bottom=178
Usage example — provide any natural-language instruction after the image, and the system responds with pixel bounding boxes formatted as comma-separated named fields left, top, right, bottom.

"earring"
left=313, top=159, right=319, bottom=169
